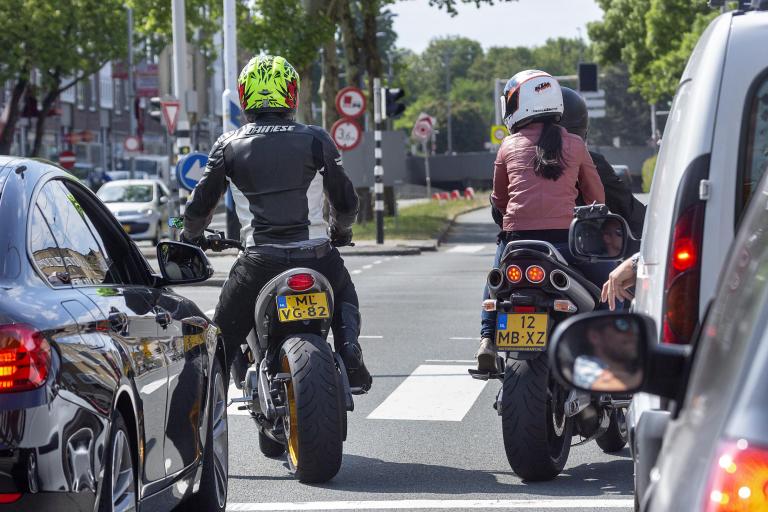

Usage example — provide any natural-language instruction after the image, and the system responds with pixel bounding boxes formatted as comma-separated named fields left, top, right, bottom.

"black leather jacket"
left=183, top=114, right=359, bottom=246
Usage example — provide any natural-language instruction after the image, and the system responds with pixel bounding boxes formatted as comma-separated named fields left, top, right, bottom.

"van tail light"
left=663, top=202, right=705, bottom=344
left=704, top=439, right=768, bottom=512
left=0, top=324, right=50, bottom=392
left=0, top=493, right=21, bottom=504
left=286, top=273, right=315, bottom=292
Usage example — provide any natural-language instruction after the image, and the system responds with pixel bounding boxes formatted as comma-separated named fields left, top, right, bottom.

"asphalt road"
left=173, top=207, right=634, bottom=512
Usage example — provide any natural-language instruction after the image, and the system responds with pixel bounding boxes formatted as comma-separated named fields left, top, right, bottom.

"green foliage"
left=642, top=154, right=657, bottom=193
left=427, top=0, right=522, bottom=16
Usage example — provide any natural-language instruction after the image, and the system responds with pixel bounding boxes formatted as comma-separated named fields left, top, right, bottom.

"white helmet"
left=501, top=70, right=564, bottom=131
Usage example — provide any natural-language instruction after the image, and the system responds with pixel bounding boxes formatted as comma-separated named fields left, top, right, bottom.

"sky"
left=389, top=0, right=604, bottom=53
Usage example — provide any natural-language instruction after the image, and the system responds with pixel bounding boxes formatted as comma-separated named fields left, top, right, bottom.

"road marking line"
left=367, top=365, right=486, bottom=421
left=226, top=383, right=251, bottom=416
left=425, top=359, right=476, bottom=363
left=362, top=264, right=373, bottom=269
left=205, top=309, right=215, bottom=317
left=327, top=334, right=382, bottom=339
left=449, top=336, right=479, bottom=340
left=447, top=244, right=485, bottom=253
left=227, top=499, right=634, bottom=510
left=351, top=269, right=362, bottom=275
left=373, top=260, right=383, bottom=264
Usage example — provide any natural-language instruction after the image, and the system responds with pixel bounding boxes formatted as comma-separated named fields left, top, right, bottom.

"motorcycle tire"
left=501, top=356, right=572, bottom=481
left=596, top=408, right=629, bottom=453
left=258, top=430, right=285, bottom=458
left=279, top=334, right=344, bottom=483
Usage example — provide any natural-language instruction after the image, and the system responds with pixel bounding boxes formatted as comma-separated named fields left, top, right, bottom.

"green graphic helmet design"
left=238, top=55, right=300, bottom=113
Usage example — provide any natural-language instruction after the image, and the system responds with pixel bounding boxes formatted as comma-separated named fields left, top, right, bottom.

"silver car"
left=97, top=179, right=171, bottom=244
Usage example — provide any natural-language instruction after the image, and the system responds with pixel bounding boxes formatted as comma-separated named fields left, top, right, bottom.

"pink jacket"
left=492, top=124, right=605, bottom=232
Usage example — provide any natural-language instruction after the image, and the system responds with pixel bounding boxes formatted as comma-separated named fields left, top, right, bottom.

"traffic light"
left=382, top=87, right=406, bottom=120
left=578, top=63, right=599, bottom=92
left=148, top=97, right=162, bottom=121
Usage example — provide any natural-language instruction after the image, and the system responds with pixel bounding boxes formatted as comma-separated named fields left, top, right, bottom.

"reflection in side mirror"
left=570, top=215, right=631, bottom=261
left=156, top=241, right=213, bottom=285
left=550, top=312, right=648, bottom=394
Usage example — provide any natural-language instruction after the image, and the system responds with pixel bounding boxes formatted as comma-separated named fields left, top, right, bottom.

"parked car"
left=105, top=170, right=150, bottom=181
left=97, top=179, right=171, bottom=244
left=624, top=6, right=768, bottom=503
left=550, top=165, right=768, bottom=511
left=611, top=164, right=634, bottom=190
left=0, top=157, right=228, bottom=511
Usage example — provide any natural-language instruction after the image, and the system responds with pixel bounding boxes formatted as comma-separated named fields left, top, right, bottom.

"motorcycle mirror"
left=569, top=210, right=634, bottom=262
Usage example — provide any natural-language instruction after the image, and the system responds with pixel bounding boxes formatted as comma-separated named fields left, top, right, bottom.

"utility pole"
left=222, top=0, right=241, bottom=239
left=171, top=0, right=190, bottom=216
left=127, top=7, right=137, bottom=179
left=445, top=52, right=453, bottom=154
left=373, top=77, right=384, bottom=244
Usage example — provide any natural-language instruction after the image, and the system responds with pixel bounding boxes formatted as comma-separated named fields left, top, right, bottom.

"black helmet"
left=560, top=87, right=589, bottom=140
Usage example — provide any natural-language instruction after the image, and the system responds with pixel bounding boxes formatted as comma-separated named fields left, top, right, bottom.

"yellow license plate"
left=276, top=293, right=330, bottom=323
left=496, top=313, right=549, bottom=351
left=122, top=224, right=131, bottom=233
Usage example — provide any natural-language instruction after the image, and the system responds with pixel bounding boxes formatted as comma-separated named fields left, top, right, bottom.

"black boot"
left=231, top=348, right=248, bottom=390
left=333, top=302, right=372, bottom=392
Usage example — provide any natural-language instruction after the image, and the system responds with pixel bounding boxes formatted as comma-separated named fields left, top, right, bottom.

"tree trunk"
left=321, top=36, right=341, bottom=130
left=361, top=0, right=383, bottom=120
left=338, top=1, right=363, bottom=88
left=31, top=88, right=59, bottom=158
left=0, top=78, right=29, bottom=155
left=297, top=63, right=314, bottom=125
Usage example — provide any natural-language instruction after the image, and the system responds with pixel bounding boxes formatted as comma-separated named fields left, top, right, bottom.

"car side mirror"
left=549, top=311, right=691, bottom=400
left=156, top=241, right=213, bottom=285
left=569, top=206, right=634, bottom=261
left=159, top=196, right=169, bottom=205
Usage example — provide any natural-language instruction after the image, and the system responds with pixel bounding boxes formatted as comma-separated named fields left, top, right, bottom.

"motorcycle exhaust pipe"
left=487, top=268, right=504, bottom=289
left=550, top=269, right=570, bottom=291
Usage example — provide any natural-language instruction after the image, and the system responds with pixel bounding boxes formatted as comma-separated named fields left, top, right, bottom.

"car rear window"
left=737, top=71, right=768, bottom=223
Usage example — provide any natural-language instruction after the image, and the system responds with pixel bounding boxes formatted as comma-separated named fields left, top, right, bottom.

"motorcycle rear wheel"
left=501, top=356, right=572, bottom=481
left=279, top=334, right=344, bottom=483
left=596, top=408, right=629, bottom=453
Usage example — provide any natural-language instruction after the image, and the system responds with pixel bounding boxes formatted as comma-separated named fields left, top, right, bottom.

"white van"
left=630, top=6, right=768, bottom=505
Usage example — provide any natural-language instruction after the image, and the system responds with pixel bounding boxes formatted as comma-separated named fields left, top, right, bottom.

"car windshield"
left=98, top=184, right=153, bottom=203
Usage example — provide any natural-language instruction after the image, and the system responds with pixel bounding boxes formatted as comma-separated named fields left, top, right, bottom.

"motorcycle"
left=469, top=204, right=633, bottom=481
left=169, top=218, right=356, bottom=483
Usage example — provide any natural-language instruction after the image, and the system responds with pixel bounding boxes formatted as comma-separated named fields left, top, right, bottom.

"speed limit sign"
left=331, top=118, right=363, bottom=151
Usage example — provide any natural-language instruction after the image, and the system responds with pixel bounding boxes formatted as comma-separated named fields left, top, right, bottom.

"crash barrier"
left=432, top=188, right=476, bottom=201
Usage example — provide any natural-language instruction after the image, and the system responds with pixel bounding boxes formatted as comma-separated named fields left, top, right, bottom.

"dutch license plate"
left=122, top=224, right=131, bottom=233
left=276, top=293, right=330, bottom=323
left=496, top=313, right=549, bottom=351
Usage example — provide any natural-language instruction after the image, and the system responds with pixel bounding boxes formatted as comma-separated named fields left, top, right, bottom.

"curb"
left=436, top=204, right=490, bottom=246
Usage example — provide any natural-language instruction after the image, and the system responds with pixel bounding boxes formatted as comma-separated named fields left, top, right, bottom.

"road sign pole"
left=423, top=140, right=431, bottom=199
left=222, top=0, right=241, bottom=240
left=127, top=7, right=137, bottom=180
left=373, top=78, right=384, bottom=245
left=171, top=0, right=190, bottom=218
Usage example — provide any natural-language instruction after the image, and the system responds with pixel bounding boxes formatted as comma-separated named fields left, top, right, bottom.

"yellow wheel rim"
left=281, top=356, right=299, bottom=467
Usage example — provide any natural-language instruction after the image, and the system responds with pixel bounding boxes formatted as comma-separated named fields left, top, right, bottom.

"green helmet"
left=238, top=55, right=300, bottom=114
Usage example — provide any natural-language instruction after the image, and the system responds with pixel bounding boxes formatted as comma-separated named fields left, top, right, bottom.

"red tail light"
left=506, top=265, right=522, bottom=283
left=0, top=493, right=21, bottom=504
left=287, top=273, right=315, bottom=292
left=513, top=306, right=536, bottom=313
left=526, top=265, right=546, bottom=284
left=0, top=324, right=50, bottom=392
left=704, top=439, right=768, bottom=512
left=663, top=203, right=705, bottom=344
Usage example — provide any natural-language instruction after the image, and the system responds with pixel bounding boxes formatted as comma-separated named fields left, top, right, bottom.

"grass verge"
left=353, top=196, right=488, bottom=240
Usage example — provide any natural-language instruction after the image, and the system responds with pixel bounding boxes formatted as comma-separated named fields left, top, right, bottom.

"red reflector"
left=0, top=493, right=21, bottom=504
left=513, top=306, right=536, bottom=313
left=704, top=439, right=768, bottom=512
left=672, top=237, right=697, bottom=271
left=287, top=273, right=315, bottom=292
left=0, top=324, right=50, bottom=393
left=526, top=265, right=546, bottom=284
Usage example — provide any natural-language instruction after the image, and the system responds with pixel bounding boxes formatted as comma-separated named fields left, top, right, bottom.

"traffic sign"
left=59, top=150, right=76, bottom=170
left=411, top=112, right=435, bottom=142
left=490, top=125, right=509, bottom=145
left=176, top=152, right=208, bottom=192
left=161, top=100, right=181, bottom=135
left=330, top=118, right=363, bottom=151
left=335, top=87, right=366, bottom=119
left=123, top=136, right=141, bottom=152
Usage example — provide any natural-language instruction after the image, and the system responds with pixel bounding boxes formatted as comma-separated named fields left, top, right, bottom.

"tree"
left=0, top=0, right=128, bottom=156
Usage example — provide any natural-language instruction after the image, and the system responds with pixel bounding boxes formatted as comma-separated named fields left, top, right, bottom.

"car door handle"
left=108, top=310, right=129, bottom=334
left=154, top=307, right=172, bottom=329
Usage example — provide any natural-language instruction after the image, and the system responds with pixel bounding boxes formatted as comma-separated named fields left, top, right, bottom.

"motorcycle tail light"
left=0, top=324, right=50, bottom=393
left=506, top=265, right=522, bottom=283
left=287, top=273, right=315, bottom=292
left=704, top=439, right=768, bottom=512
left=513, top=306, right=536, bottom=313
left=526, top=265, right=546, bottom=283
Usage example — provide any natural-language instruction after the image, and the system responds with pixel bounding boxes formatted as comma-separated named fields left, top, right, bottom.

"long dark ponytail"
left=532, top=118, right=564, bottom=181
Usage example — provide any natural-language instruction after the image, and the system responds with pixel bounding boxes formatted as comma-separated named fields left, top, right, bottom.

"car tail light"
left=0, top=493, right=21, bottom=504
left=704, top=439, right=768, bottom=512
left=287, top=273, right=315, bottom=292
left=506, top=265, right=522, bottom=283
left=526, top=265, right=546, bottom=284
left=663, top=202, right=705, bottom=344
left=0, top=324, right=50, bottom=393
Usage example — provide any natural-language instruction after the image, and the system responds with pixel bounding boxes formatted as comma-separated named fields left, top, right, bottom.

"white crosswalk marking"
left=447, top=245, right=486, bottom=253
left=227, top=499, right=634, bottom=510
left=367, top=365, right=487, bottom=421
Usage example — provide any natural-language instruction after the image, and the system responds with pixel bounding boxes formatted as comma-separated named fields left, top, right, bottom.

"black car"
left=550, top=170, right=768, bottom=510
left=0, top=157, right=228, bottom=511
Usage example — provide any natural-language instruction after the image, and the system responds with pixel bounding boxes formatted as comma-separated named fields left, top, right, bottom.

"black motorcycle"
left=470, top=204, right=632, bottom=481
left=169, top=218, right=356, bottom=483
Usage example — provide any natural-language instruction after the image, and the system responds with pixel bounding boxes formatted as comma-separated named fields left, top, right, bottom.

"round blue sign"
left=176, top=152, right=208, bottom=192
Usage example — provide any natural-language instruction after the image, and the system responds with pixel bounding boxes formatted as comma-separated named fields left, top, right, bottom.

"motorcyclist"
left=476, top=70, right=605, bottom=372
left=181, top=55, right=372, bottom=392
